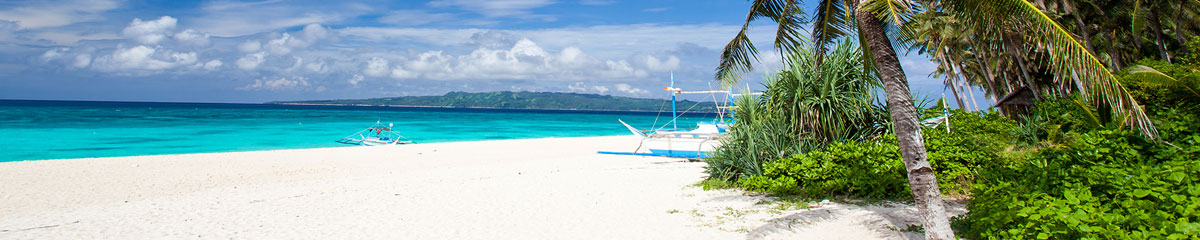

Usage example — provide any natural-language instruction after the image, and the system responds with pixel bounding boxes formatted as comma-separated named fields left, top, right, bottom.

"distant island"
left=268, top=91, right=719, bottom=112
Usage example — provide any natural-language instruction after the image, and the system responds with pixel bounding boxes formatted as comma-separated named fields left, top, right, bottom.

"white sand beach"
left=0, top=136, right=962, bottom=239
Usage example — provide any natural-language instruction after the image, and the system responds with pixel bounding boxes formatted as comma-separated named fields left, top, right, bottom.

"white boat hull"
left=642, top=136, right=723, bottom=158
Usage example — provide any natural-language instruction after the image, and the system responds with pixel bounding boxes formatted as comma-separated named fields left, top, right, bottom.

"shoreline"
left=3, top=134, right=632, bottom=163
left=0, top=135, right=962, bottom=239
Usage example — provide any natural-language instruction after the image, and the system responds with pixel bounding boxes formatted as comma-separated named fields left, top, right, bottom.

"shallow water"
left=0, top=100, right=720, bottom=161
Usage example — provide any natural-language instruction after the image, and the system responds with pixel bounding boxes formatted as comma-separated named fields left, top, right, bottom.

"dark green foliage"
left=964, top=130, right=1200, bottom=239
left=924, top=109, right=1017, bottom=196
left=739, top=140, right=910, bottom=199
left=1121, top=59, right=1200, bottom=111
left=269, top=91, right=718, bottom=112
left=1183, top=36, right=1200, bottom=67
left=706, top=39, right=879, bottom=181
left=737, top=109, right=1017, bottom=198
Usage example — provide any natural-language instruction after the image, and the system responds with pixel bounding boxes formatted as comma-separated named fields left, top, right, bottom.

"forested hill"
left=268, top=91, right=719, bottom=112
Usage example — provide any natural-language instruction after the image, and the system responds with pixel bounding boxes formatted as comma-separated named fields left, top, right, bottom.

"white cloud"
left=174, top=29, right=211, bottom=47
left=122, top=16, right=177, bottom=45
left=73, top=54, right=92, bottom=68
left=239, top=76, right=310, bottom=91
left=203, top=60, right=223, bottom=71
left=615, top=83, right=646, bottom=95
left=236, top=52, right=266, bottom=70
left=592, top=85, right=609, bottom=94
left=428, top=0, right=555, bottom=18
left=305, top=61, right=327, bottom=73
left=637, top=55, right=680, bottom=72
left=364, top=57, right=390, bottom=77
left=238, top=40, right=262, bottom=53
left=348, top=74, right=364, bottom=86
left=265, top=33, right=295, bottom=55
left=40, top=48, right=67, bottom=61
left=391, top=66, right=418, bottom=79
left=90, top=45, right=197, bottom=72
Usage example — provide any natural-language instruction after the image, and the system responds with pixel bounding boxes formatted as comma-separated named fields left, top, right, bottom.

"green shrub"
left=739, top=140, right=910, bottom=199
left=964, top=130, right=1200, bottom=239
left=739, top=109, right=1016, bottom=198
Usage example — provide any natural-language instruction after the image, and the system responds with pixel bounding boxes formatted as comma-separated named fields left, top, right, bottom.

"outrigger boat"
left=599, top=73, right=754, bottom=159
left=336, top=121, right=413, bottom=146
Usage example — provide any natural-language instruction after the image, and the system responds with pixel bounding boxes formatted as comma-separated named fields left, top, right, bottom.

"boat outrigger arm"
left=336, top=121, right=414, bottom=146
left=599, top=73, right=739, bottom=159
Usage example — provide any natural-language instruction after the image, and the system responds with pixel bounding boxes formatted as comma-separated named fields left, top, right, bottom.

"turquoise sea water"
left=0, top=100, right=718, bottom=162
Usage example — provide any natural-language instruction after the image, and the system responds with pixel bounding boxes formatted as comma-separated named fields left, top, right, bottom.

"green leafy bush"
left=924, top=109, right=1016, bottom=196
left=739, top=140, right=910, bottom=199
left=964, top=130, right=1200, bottom=239
left=739, top=109, right=1016, bottom=198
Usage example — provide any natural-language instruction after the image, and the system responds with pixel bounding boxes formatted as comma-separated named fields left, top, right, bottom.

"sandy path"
left=0, top=136, right=961, bottom=239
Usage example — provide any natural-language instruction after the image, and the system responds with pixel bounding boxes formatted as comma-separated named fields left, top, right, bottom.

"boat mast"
left=670, top=72, right=677, bottom=130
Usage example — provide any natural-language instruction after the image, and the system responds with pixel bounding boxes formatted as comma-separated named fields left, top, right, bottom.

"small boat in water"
left=600, top=73, right=751, bottom=159
left=336, top=121, right=413, bottom=146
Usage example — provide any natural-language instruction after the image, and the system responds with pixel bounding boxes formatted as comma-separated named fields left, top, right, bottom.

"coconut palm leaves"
left=947, top=0, right=1158, bottom=137
left=716, top=0, right=809, bottom=83
left=1127, top=65, right=1200, bottom=99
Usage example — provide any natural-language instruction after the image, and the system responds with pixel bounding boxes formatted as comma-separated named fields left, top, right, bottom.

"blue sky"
left=0, top=0, right=983, bottom=106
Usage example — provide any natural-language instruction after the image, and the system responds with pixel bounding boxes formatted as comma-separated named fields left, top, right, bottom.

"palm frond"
left=1128, top=65, right=1200, bottom=98
left=716, top=0, right=805, bottom=86
left=811, top=0, right=851, bottom=64
left=949, top=0, right=1158, bottom=138
left=860, top=0, right=916, bottom=26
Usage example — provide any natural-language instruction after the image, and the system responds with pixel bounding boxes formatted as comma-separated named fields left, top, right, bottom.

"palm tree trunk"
left=1104, top=28, right=1125, bottom=69
left=1062, top=0, right=1097, bottom=54
left=1005, top=35, right=1044, bottom=100
left=853, top=7, right=955, bottom=240
left=941, top=53, right=967, bottom=109
left=952, top=59, right=983, bottom=110
left=1175, top=0, right=1188, bottom=45
left=1149, top=12, right=1174, bottom=63
left=973, top=54, right=1004, bottom=114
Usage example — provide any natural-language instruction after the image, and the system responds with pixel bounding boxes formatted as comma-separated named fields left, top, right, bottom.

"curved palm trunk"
left=853, top=7, right=956, bottom=240
left=1149, top=12, right=1173, bottom=63
left=1005, top=36, right=1044, bottom=100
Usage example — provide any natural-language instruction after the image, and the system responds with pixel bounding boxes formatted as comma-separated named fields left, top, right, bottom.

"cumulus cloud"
left=174, top=29, right=211, bottom=47
left=348, top=74, right=364, bottom=86
left=236, top=52, right=266, bottom=70
left=636, top=55, right=680, bottom=72
left=615, top=83, right=646, bottom=95
left=593, top=85, right=609, bottom=94
left=122, top=16, right=177, bottom=44
left=364, top=57, right=390, bottom=77
left=239, top=76, right=310, bottom=91
left=73, top=54, right=92, bottom=68
left=40, top=48, right=68, bottom=61
left=202, top=60, right=222, bottom=71
left=90, top=45, right=198, bottom=72
left=305, top=61, right=327, bottom=73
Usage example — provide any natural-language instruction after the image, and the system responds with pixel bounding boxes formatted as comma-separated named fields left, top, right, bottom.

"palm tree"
left=716, top=0, right=1159, bottom=239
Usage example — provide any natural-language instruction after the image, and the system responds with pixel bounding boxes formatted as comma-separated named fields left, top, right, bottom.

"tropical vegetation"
left=712, top=0, right=1199, bottom=238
